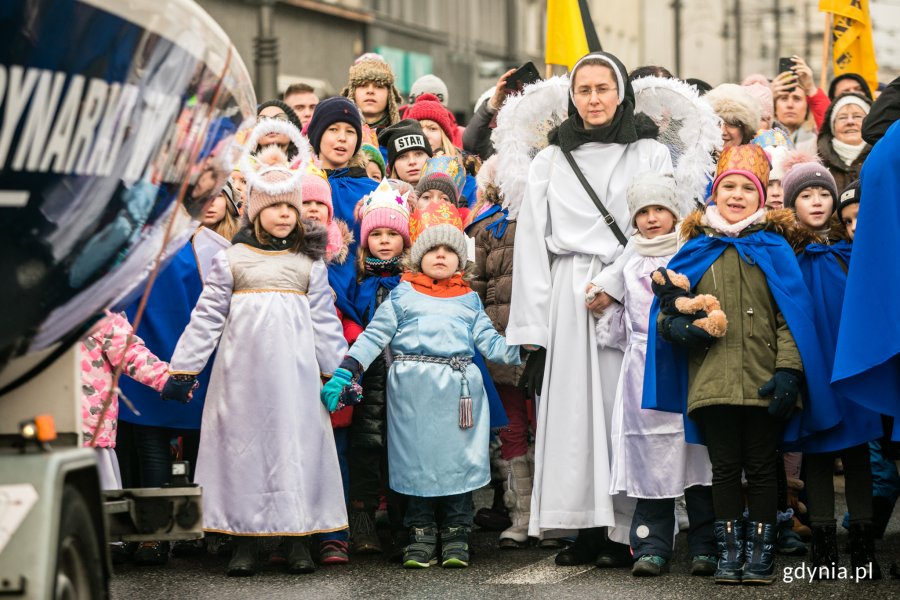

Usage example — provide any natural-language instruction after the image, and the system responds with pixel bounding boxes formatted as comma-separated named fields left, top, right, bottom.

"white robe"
left=507, top=140, right=672, bottom=542
left=170, top=245, right=349, bottom=536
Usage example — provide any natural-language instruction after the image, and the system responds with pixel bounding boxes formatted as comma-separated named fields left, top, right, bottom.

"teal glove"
left=321, top=368, right=353, bottom=412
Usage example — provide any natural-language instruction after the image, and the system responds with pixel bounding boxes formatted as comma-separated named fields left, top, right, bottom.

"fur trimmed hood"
left=231, top=218, right=328, bottom=261
left=326, top=218, right=354, bottom=265
left=680, top=207, right=796, bottom=241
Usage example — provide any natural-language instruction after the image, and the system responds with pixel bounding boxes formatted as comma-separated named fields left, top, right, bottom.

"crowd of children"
left=80, top=49, right=900, bottom=586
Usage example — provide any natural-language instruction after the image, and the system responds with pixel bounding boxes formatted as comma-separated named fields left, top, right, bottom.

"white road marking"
left=483, top=554, right=596, bottom=585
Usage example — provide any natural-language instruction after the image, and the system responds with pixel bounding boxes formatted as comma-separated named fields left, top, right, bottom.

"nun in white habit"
left=507, top=51, right=673, bottom=565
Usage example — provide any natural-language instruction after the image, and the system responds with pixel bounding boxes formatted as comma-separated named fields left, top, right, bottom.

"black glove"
left=338, top=356, right=363, bottom=379
left=518, top=347, right=546, bottom=399
left=651, top=267, right=691, bottom=316
left=759, top=368, right=803, bottom=420
left=659, top=315, right=716, bottom=351
left=161, top=375, right=197, bottom=404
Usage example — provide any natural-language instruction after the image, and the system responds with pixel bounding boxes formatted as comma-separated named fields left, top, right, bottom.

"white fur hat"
left=706, top=83, right=762, bottom=142
left=627, top=171, right=679, bottom=226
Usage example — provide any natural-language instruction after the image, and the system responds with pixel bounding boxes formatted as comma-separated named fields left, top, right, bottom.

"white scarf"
left=704, top=204, right=766, bottom=237
left=831, top=138, right=866, bottom=167
left=632, top=229, right=679, bottom=257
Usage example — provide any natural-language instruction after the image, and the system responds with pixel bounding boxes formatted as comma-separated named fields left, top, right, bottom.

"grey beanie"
left=410, top=223, right=468, bottom=272
left=416, top=173, right=461, bottom=207
left=627, top=171, right=679, bottom=226
left=409, top=74, right=449, bottom=106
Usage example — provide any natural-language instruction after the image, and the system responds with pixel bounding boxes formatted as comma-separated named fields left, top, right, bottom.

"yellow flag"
left=818, top=0, right=879, bottom=92
left=545, top=0, right=600, bottom=70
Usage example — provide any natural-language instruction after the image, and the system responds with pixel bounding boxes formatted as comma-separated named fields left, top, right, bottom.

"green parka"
left=670, top=209, right=804, bottom=415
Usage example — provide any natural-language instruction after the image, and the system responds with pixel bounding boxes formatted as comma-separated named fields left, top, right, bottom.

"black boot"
left=555, top=527, right=601, bottom=566
left=226, top=537, right=258, bottom=577
left=848, top=522, right=882, bottom=580
left=595, top=528, right=632, bottom=568
left=713, top=519, right=743, bottom=584
left=871, top=496, right=894, bottom=539
left=810, top=523, right=839, bottom=579
left=287, top=536, right=316, bottom=574
left=742, top=521, right=777, bottom=585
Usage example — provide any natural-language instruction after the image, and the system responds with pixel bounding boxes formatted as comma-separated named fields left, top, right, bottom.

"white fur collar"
left=704, top=204, right=766, bottom=237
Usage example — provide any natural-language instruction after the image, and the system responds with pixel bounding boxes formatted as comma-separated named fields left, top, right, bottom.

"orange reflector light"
left=33, top=415, right=57, bottom=442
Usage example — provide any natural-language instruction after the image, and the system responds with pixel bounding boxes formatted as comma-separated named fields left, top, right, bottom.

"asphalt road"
left=111, top=482, right=900, bottom=599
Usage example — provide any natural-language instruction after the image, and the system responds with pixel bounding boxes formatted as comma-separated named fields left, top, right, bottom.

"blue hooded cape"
left=795, top=241, right=881, bottom=452
left=642, top=223, right=842, bottom=445
left=325, top=170, right=379, bottom=324
left=119, top=241, right=210, bottom=429
left=833, top=120, right=900, bottom=424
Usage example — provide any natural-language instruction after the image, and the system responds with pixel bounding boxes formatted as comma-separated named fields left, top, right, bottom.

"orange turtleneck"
left=401, top=272, right=471, bottom=298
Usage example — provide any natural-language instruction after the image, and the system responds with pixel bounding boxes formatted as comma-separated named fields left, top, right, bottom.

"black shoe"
left=742, top=521, right=777, bottom=585
left=226, top=537, right=258, bottom=577
left=595, top=536, right=632, bottom=569
left=110, top=543, right=134, bottom=566
left=810, top=523, right=838, bottom=579
left=403, top=526, right=438, bottom=568
left=713, top=519, right=743, bottom=584
left=848, top=522, right=882, bottom=580
left=349, top=510, right=382, bottom=555
left=171, top=538, right=206, bottom=558
left=554, top=528, right=601, bottom=566
left=440, top=526, right=470, bottom=568
left=287, top=537, right=316, bottom=574
left=133, top=541, right=169, bottom=566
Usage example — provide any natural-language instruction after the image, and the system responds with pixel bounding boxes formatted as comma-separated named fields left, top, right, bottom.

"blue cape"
left=119, top=241, right=210, bottom=429
left=325, top=171, right=379, bottom=324
left=642, top=226, right=842, bottom=445
left=795, top=242, right=881, bottom=452
left=833, top=120, right=900, bottom=422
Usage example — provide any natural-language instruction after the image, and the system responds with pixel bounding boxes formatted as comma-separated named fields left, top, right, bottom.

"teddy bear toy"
left=650, top=267, right=728, bottom=337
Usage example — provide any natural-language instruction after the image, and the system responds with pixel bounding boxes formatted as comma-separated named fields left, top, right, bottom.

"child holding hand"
left=163, top=146, right=348, bottom=577
left=322, top=202, right=521, bottom=569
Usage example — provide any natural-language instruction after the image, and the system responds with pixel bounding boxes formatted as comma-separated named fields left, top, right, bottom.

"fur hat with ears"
left=341, top=53, right=403, bottom=126
left=706, top=83, right=762, bottom=143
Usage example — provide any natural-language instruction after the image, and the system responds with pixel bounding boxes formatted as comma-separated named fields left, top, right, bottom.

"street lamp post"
left=255, top=0, right=279, bottom=100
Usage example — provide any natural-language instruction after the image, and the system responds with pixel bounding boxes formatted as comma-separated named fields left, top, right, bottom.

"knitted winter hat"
left=377, top=119, right=432, bottom=170
left=416, top=156, right=466, bottom=206
left=246, top=146, right=303, bottom=221
left=341, top=53, right=402, bottom=125
left=257, top=99, right=303, bottom=133
left=405, top=93, right=455, bottom=142
left=627, top=171, right=679, bottom=226
left=752, top=127, right=795, bottom=180
left=305, top=96, right=363, bottom=156
left=409, top=201, right=468, bottom=270
left=711, top=144, right=770, bottom=207
left=837, top=179, right=861, bottom=220
left=361, top=143, right=386, bottom=177
left=300, top=165, right=333, bottom=221
left=358, top=178, right=411, bottom=248
left=742, top=82, right=774, bottom=123
left=706, top=83, right=762, bottom=143
left=781, top=154, right=839, bottom=211
left=409, top=74, right=449, bottom=105
left=829, top=94, right=871, bottom=133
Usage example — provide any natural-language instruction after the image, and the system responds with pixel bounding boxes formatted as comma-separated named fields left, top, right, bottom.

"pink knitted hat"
left=246, top=146, right=303, bottom=221
left=300, top=167, right=333, bottom=222
left=358, top=179, right=411, bottom=248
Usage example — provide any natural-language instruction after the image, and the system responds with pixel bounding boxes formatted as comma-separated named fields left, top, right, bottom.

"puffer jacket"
left=349, top=283, right=392, bottom=449
left=468, top=200, right=523, bottom=388
left=674, top=209, right=804, bottom=415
